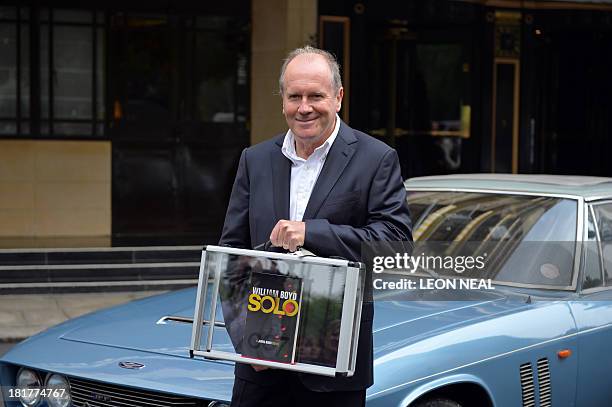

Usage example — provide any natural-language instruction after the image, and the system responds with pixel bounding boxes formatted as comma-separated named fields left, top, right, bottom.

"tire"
left=413, top=398, right=462, bottom=407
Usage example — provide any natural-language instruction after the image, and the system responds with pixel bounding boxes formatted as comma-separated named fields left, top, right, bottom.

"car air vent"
left=537, top=358, right=552, bottom=407
left=69, top=376, right=204, bottom=406
left=519, top=362, right=535, bottom=407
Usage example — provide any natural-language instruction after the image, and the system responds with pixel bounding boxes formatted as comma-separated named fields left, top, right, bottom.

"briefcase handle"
left=253, top=240, right=317, bottom=258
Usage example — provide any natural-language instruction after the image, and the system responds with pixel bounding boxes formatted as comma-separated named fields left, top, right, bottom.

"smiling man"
left=220, top=46, right=412, bottom=406
left=281, top=49, right=343, bottom=158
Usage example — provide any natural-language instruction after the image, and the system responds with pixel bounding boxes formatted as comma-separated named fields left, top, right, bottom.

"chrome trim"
left=118, top=361, right=145, bottom=370
left=157, top=315, right=226, bottom=328
left=588, top=200, right=612, bottom=288
left=205, top=245, right=353, bottom=267
left=205, top=257, right=221, bottom=352
left=406, top=184, right=612, bottom=204
left=0, top=262, right=200, bottom=271
left=580, top=285, right=612, bottom=294
left=349, top=267, right=364, bottom=375
left=584, top=194, right=612, bottom=202
left=190, top=250, right=209, bottom=353
left=0, top=279, right=197, bottom=289
left=587, top=204, right=605, bottom=291
left=573, top=197, right=585, bottom=290
left=336, top=265, right=360, bottom=374
left=195, top=349, right=338, bottom=377
left=68, top=377, right=198, bottom=406
left=494, top=280, right=575, bottom=291
left=405, top=186, right=584, bottom=201
left=0, top=245, right=203, bottom=253
left=589, top=199, right=612, bottom=206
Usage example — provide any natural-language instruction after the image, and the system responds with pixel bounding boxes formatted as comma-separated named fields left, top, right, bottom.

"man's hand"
left=270, top=220, right=305, bottom=252
left=251, top=364, right=269, bottom=372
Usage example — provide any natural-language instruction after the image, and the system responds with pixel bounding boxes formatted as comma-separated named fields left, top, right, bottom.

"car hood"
left=3, top=287, right=575, bottom=402
left=58, top=288, right=221, bottom=358
left=55, top=287, right=524, bottom=358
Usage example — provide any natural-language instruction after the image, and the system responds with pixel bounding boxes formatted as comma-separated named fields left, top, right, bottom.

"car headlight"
left=45, top=374, right=71, bottom=407
left=16, top=368, right=42, bottom=407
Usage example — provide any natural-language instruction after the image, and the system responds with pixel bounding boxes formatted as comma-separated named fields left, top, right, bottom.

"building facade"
left=1, top=0, right=611, bottom=246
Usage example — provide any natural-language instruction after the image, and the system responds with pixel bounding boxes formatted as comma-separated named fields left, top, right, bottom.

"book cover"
left=242, top=271, right=303, bottom=363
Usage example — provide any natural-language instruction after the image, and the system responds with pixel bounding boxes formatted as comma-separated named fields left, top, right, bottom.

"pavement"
left=0, top=290, right=167, bottom=343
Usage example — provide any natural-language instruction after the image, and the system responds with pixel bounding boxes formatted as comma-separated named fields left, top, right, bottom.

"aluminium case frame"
left=189, top=245, right=365, bottom=377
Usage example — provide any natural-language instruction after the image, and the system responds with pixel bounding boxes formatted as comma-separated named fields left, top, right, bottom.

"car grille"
left=69, top=377, right=202, bottom=406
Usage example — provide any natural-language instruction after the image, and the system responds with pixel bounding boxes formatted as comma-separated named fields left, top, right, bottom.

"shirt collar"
left=281, top=114, right=341, bottom=164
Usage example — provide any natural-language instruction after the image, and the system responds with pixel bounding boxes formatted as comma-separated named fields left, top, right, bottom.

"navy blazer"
left=219, top=121, right=412, bottom=391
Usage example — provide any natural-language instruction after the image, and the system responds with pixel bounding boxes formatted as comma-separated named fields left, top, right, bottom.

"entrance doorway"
left=109, top=13, right=249, bottom=245
left=533, top=29, right=612, bottom=175
left=359, top=22, right=475, bottom=179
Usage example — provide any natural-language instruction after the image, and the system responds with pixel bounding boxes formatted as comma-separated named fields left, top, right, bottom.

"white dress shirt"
left=281, top=116, right=341, bottom=221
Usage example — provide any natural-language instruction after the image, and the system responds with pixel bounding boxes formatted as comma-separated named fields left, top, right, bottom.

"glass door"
left=364, top=23, right=472, bottom=179
left=110, top=13, right=250, bottom=245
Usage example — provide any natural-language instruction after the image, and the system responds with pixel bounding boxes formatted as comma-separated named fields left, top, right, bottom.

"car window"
left=407, top=191, right=578, bottom=288
left=582, top=208, right=603, bottom=289
left=593, top=203, right=612, bottom=286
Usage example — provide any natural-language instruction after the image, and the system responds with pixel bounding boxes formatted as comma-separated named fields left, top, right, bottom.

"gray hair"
left=278, top=45, right=343, bottom=95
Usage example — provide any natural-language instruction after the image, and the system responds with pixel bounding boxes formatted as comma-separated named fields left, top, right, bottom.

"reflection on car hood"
left=56, top=287, right=524, bottom=359
left=372, top=294, right=526, bottom=356
left=59, top=288, right=214, bottom=358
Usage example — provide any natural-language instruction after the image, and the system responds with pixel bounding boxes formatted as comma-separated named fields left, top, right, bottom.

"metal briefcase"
left=189, top=245, right=365, bottom=377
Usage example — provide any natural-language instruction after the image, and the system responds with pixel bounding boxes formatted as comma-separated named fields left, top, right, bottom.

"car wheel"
left=413, top=398, right=462, bottom=407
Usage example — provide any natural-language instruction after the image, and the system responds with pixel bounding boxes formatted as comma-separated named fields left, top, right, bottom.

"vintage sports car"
left=2, top=174, right=612, bottom=407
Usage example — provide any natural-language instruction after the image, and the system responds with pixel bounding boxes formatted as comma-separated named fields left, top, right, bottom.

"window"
left=194, top=16, right=248, bottom=123
left=407, top=191, right=577, bottom=288
left=0, top=6, right=29, bottom=135
left=40, top=9, right=105, bottom=137
left=593, top=203, right=612, bottom=286
left=582, top=207, right=603, bottom=289
left=0, top=6, right=105, bottom=139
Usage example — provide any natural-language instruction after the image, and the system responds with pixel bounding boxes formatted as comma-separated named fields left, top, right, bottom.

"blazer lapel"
left=302, top=122, right=357, bottom=220
left=271, top=138, right=291, bottom=220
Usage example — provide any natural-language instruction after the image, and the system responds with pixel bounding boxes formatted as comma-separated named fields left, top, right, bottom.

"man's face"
left=282, top=54, right=343, bottom=147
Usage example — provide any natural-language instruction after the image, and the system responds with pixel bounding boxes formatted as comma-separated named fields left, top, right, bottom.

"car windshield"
left=406, top=191, right=578, bottom=288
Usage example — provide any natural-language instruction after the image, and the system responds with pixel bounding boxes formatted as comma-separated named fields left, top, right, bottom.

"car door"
left=570, top=202, right=612, bottom=406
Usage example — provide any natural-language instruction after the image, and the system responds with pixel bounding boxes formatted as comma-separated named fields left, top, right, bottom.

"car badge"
left=89, top=393, right=112, bottom=402
left=118, top=361, right=145, bottom=369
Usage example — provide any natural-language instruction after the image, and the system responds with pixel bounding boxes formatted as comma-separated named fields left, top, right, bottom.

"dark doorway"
left=361, top=24, right=474, bottom=179
left=533, top=28, right=612, bottom=176
left=110, top=13, right=249, bottom=245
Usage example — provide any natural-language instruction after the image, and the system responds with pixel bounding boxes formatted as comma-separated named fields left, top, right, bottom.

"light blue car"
left=2, top=174, right=612, bottom=407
